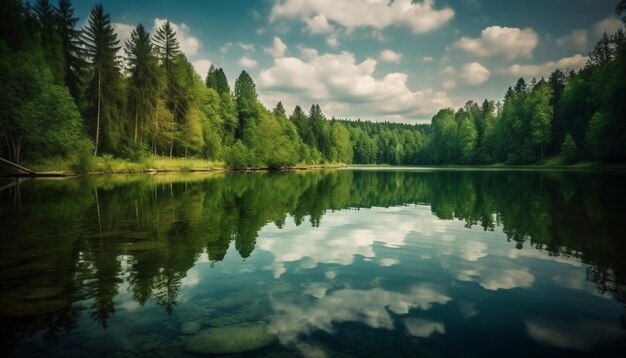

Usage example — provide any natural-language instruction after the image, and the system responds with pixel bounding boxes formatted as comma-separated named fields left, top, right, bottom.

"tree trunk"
left=95, top=67, right=101, bottom=156
left=134, top=105, right=138, bottom=143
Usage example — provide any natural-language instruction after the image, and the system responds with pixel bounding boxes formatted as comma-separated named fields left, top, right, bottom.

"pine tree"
left=153, top=21, right=180, bottom=74
left=234, top=70, right=259, bottom=138
left=82, top=3, right=122, bottom=155
left=125, top=23, right=160, bottom=144
left=57, top=0, right=84, bottom=102
left=33, top=0, right=65, bottom=84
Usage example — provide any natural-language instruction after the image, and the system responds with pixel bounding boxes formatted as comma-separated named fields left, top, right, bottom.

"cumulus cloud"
left=504, top=54, right=588, bottom=77
left=112, top=23, right=134, bottom=49
left=593, top=16, right=625, bottom=36
left=269, top=285, right=451, bottom=353
left=270, top=0, right=454, bottom=34
left=442, top=80, right=456, bottom=90
left=153, top=18, right=200, bottom=56
left=238, top=56, right=258, bottom=68
left=258, top=49, right=453, bottom=121
left=453, top=26, right=538, bottom=59
left=192, top=59, right=212, bottom=77
left=305, top=14, right=334, bottom=34
left=326, top=34, right=340, bottom=48
left=422, top=56, right=434, bottom=63
left=555, top=30, right=588, bottom=50
left=265, top=37, right=288, bottom=58
left=461, top=62, right=490, bottom=85
left=379, top=49, right=403, bottom=63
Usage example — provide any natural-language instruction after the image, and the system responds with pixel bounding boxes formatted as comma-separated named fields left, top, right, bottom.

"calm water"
left=1, top=169, right=625, bottom=357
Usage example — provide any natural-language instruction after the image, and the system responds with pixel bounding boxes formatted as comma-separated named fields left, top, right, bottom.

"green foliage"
left=224, top=141, right=256, bottom=169
left=0, top=41, right=86, bottom=164
left=560, top=134, right=577, bottom=164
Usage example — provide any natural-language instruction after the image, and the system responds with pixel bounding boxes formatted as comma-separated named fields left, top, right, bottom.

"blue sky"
left=73, top=0, right=624, bottom=123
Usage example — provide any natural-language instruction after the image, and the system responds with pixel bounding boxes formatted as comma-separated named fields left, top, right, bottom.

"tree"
left=330, top=122, right=352, bottom=164
left=57, top=0, right=84, bottom=102
left=0, top=41, right=88, bottom=164
left=33, top=0, right=65, bottom=85
left=152, top=21, right=180, bottom=74
left=82, top=3, right=123, bottom=155
left=561, top=134, right=577, bottom=163
left=234, top=70, right=259, bottom=139
left=529, top=82, right=553, bottom=160
left=125, top=23, right=160, bottom=144
left=429, top=108, right=457, bottom=163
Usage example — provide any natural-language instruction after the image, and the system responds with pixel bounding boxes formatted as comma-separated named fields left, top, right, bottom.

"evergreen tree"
left=33, top=0, right=65, bottom=84
left=125, top=23, right=160, bottom=144
left=153, top=21, right=180, bottom=74
left=82, top=3, right=123, bottom=155
left=234, top=70, right=259, bottom=139
left=57, top=0, right=84, bottom=102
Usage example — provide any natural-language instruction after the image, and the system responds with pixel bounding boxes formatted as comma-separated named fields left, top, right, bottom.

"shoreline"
left=2, top=157, right=625, bottom=178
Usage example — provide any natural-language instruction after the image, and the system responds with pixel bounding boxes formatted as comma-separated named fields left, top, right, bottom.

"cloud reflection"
left=269, top=284, right=451, bottom=356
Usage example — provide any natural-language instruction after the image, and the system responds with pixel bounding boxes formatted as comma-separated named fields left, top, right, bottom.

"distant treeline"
left=1, top=0, right=625, bottom=169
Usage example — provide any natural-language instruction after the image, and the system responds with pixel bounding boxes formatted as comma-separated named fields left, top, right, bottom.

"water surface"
left=1, top=169, right=625, bottom=357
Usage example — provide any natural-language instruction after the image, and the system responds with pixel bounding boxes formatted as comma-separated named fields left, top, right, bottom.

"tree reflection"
left=0, top=169, right=625, bottom=348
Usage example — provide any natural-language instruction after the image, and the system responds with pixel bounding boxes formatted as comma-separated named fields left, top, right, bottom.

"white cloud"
left=238, top=56, right=258, bottom=68
left=270, top=0, right=454, bottom=34
left=461, top=62, right=490, bottom=85
left=326, top=34, right=340, bottom=48
left=220, top=42, right=233, bottom=54
left=379, top=49, right=403, bottom=63
left=456, top=267, right=535, bottom=290
left=442, top=80, right=456, bottom=90
left=265, top=37, right=288, bottom=58
left=153, top=18, right=201, bottom=56
left=112, top=23, right=134, bottom=51
left=505, top=54, right=588, bottom=78
left=258, top=49, right=453, bottom=121
left=593, top=16, right=625, bottom=36
left=404, top=318, right=445, bottom=338
left=422, top=56, right=434, bottom=63
left=192, top=59, right=212, bottom=77
left=525, top=318, right=623, bottom=351
left=269, top=285, right=451, bottom=354
left=453, top=26, right=538, bottom=59
left=555, top=30, right=588, bottom=50
left=442, top=66, right=455, bottom=76
left=238, top=42, right=255, bottom=51
left=305, top=14, right=334, bottom=34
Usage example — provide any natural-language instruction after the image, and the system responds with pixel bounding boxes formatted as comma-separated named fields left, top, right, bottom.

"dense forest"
left=1, top=0, right=625, bottom=170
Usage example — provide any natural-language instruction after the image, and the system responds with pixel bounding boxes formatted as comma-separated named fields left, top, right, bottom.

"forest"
left=1, top=0, right=625, bottom=170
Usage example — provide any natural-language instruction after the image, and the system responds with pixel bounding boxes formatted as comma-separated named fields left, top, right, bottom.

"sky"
left=72, top=0, right=625, bottom=124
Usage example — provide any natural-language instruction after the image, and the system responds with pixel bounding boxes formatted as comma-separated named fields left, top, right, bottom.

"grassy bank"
left=24, top=156, right=347, bottom=175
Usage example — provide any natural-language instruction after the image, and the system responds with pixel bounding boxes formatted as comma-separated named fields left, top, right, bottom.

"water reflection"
left=0, top=169, right=625, bottom=356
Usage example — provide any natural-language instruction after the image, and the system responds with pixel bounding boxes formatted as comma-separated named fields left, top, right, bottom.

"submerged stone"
left=181, top=321, right=201, bottom=334
left=183, top=322, right=276, bottom=354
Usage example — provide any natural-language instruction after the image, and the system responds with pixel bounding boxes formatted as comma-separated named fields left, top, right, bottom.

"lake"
left=1, top=168, right=625, bottom=357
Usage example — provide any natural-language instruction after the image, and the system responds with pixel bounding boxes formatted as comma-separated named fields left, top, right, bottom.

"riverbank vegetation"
left=1, top=0, right=625, bottom=172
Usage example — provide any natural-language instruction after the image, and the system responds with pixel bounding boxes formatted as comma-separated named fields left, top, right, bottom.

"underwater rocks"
left=183, top=322, right=276, bottom=354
